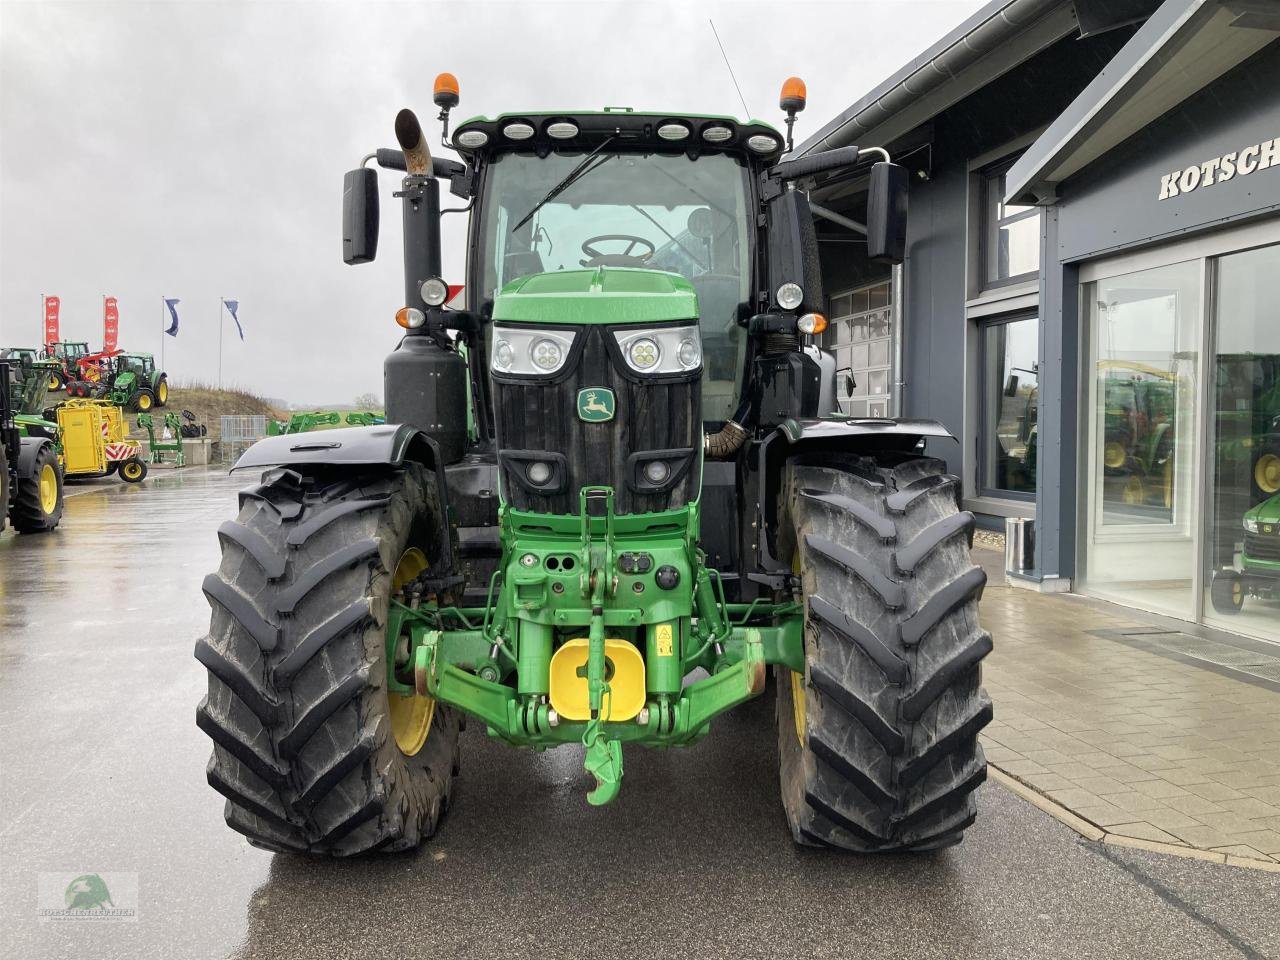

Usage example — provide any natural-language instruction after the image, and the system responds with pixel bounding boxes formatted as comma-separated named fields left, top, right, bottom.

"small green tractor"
left=1211, top=494, right=1280, bottom=615
left=197, top=78, right=992, bottom=856
left=0, top=359, right=64, bottom=534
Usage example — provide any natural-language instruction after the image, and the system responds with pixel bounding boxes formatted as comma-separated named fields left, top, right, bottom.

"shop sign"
left=1158, top=136, right=1279, bottom=200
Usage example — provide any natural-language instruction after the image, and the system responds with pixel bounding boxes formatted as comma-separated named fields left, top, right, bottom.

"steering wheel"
left=580, top=234, right=656, bottom=267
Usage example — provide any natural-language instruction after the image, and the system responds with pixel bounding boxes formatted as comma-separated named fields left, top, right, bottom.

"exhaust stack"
left=395, top=108, right=433, bottom=176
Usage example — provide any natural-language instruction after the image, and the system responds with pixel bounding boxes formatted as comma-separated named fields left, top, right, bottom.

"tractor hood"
left=491, top=267, right=698, bottom=326
left=1246, top=495, right=1280, bottom=526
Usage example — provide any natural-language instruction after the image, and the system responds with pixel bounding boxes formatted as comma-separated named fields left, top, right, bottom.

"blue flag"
left=223, top=299, right=244, bottom=341
left=164, top=298, right=181, bottom=337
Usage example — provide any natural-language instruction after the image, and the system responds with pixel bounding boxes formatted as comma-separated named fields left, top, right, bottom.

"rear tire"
left=195, top=464, right=460, bottom=855
left=155, top=377, right=169, bottom=406
left=776, top=453, right=991, bottom=852
left=10, top=443, right=64, bottom=533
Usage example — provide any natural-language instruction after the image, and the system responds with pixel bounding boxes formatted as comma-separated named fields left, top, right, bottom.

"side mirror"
left=867, top=161, right=908, bottom=264
left=343, top=167, right=379, bottom=265
left=1005, top=373, right=1020, bottom=398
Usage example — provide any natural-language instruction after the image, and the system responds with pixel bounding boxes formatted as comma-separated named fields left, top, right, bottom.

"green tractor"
left=196, top=79, right=992, bottom=856
left=109, top=352, right=169, bottom=411
left=0, top=360, right=64, bottom=534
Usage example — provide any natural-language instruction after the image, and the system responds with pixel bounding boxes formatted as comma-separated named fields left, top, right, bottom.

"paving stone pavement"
left=974, top=548, right=1280, bottom=866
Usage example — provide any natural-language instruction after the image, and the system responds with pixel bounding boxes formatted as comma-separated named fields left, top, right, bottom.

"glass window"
left=1081, top=261, right=1201, bottom=618
left=826, top=281, right=892, bottom=415
left=983, top=161, right=1040, bottom=287
left=980, top=315, right=1039, bottom=497
left=477, top=150, right=750, bottom=422
left=1205, top=242, right=1280, bottom=639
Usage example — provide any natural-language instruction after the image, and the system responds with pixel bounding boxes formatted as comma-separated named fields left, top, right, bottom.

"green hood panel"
left=1247, top=495, right=1280, bottom=525
left=492, top=267, right=698, bottom=326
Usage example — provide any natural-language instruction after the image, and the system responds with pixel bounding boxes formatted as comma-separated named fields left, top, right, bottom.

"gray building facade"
left=798, top=0, right=1280, bottom=642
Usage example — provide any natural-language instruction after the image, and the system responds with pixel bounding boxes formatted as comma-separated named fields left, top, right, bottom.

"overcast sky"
left=1, top=0, right=985, bottom=405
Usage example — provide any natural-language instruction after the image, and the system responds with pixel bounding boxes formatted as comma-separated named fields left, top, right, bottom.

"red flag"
left=103, top=296, right=119, bottom=353
left=43, top=296, right=60, bottom=347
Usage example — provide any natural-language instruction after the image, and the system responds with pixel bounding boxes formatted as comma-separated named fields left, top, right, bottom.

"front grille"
left=492, top=327, right=701, bottom=515
left=1244, top=532, right=1280, bottom=563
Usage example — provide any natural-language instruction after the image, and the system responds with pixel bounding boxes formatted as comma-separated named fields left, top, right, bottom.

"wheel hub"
left=388, top=547, right=436, bottom=756
left=1255, top=454, right=1280, bottom=494
left=38, top=463, right=57, bottom=514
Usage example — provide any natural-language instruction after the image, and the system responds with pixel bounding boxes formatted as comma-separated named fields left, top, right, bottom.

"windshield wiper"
left=511, top=136, right=617, bottom=234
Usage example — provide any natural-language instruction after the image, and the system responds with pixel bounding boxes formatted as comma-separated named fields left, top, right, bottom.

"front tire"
left=195, top=464, right=460, bottom=855
left=777, top=454, right=992, bottom=852
left=10, top=443, right=64, bottom=533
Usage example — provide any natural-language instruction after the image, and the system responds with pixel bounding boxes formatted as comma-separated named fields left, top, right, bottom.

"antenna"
left=708, top=19, right=751, bottom=117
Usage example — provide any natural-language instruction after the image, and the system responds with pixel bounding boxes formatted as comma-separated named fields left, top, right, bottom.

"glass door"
left=1081, top=261, right=1202, bottom=618
left=1204, top=242, right=1280, bottom=640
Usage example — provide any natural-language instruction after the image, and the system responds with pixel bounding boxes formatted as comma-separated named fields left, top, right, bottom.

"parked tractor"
left=42, top=340, right=92, bottom=392
left=0, top=360, right=64, bottom=534
left=196, top=78, right=992, bottom=856
left=112, top=352, right=169, bottom=410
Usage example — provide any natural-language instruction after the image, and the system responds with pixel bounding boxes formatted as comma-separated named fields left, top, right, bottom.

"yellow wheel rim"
left=1232, top=580, right=1243, bottom=604
left=38, top=463, right=58, bottom=514
left=1255, top=454, right=1280, bottom=495
left=1122, top=475, right=1145, bottom=505
left=48, top=375, right=60, bottom=391
left=138, top=393, right=152, bottom=411
left=388, top=547, right=435, bottom=756
left=122, top=461, right=141, bottom=480
left=1103, top=441, right=1127, bottom=469
left=158, top=381, right=168, bottom=403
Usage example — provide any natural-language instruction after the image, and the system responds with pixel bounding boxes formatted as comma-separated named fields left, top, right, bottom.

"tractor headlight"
left=420, top=277, right=449, bottom=307
left=628, top=338, right=660, bottom=371
left=1245, top=516, right=1260, bottom=533
left=531, top=338, right=565, bottom=371
left=490, top=326, right=575, bottom=376
left=776, top=282, right=803, bottom=310
left=614, top=325, right=702, bottom=376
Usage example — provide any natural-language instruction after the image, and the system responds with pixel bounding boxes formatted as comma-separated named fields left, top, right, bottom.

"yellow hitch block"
left=549, top=638, right=646, bottom=722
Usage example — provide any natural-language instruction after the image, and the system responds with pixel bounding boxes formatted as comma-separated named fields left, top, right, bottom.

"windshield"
left=478, top=150, right=751, bottom=421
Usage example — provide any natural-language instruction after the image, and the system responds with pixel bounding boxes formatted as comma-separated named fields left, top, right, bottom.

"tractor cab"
left=47, top=341, right=90, bottom=363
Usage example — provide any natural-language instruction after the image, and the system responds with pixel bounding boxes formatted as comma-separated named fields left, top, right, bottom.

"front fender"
left=231, top=423, right=440, bottom=473
left=755, top=416, right=956, bottom=576
left=18, top=435, right=56, bottom=475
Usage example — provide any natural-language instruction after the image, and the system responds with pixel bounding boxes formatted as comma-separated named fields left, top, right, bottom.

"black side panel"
left=492, top=327, right=701, bottom=515
left=699, top=459, right=740, bottom=596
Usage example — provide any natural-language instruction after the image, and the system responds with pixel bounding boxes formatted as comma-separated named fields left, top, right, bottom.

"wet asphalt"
left=1, top=466, right=1278, bottom=960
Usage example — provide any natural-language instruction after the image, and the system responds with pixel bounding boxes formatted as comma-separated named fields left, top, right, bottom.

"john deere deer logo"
left=577, top=388, right=615, bottom=423
left=64, top=875, right=113, bottom=911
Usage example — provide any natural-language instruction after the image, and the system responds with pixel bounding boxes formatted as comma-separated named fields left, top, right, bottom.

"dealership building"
left=796, top=0, right=1280, bottom=641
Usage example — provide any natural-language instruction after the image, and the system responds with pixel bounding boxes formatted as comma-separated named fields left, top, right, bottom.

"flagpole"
left=218, top=297, right=224, bottom=389
left=160, top=296, right=165, bottom=374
